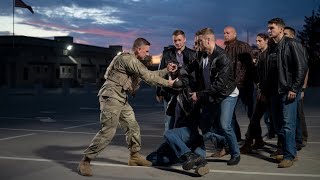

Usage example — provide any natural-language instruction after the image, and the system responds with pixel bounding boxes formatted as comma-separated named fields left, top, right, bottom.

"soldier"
left=78, top=38, right=179, bottom=176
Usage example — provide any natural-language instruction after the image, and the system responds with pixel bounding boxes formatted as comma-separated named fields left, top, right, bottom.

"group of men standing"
left=77, top=17, right=308, bottom=177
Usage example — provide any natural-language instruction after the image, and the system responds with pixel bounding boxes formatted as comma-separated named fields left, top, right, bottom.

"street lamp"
left=66, top=45, right=73, bottom=51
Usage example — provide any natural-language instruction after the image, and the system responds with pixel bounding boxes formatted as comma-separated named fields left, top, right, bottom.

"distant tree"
left=298, top=6, right=320, bottom=86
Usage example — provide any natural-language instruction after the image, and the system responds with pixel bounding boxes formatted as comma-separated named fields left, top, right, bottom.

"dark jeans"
left=271, top=93, right=298, bottom=160
left=296, top=98, right=308, bottom=144
left=233, top=85, right=254, bottom=141
left=244, top=97, right=271, bottom=143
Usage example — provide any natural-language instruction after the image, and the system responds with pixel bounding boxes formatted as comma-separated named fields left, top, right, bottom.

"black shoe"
left=182, top=152, right=207, bottom=170
left=296, top=143, right=302, bottom=151
left=252, top=139, right=265, bottom=150
left=227, top=156, right=240, bottom=166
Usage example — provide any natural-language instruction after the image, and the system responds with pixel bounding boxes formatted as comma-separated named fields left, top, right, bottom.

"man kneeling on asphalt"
left=147, top=65, right=209, bottom=176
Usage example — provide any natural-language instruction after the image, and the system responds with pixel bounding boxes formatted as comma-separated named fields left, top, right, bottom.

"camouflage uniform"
left=84, top=52, right=170, bottom=159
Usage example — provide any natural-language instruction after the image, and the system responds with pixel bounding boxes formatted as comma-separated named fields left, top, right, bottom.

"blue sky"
left=0, top=0, right=318, bottom=59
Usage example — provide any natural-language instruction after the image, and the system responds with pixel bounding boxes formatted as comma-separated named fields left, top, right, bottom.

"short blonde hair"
left=198, top=28, right=214, bottom=36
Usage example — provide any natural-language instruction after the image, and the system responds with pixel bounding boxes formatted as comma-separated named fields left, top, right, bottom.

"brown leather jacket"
left=225, top=39, right=254, bottom=88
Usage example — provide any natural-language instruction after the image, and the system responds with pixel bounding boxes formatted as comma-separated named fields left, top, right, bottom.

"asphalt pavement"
left=0, top=86, right=319, bottom=180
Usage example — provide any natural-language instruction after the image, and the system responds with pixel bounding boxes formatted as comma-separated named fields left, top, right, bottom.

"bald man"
left=224, top=26, right=254, bottom=142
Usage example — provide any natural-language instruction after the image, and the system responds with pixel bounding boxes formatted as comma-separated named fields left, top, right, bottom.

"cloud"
left=32, top=4, right=124, bottom=25
left=0, top=16, right=69, bottom=37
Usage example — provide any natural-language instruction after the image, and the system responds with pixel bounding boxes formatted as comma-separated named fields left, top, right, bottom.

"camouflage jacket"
left=98, top=52, right=169, bottom=103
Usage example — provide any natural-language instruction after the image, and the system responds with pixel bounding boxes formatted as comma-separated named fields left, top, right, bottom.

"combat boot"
left=182, top=152, right=207, bottom=171
left=78, top=156, right=92, bottom=176
left=128, top=152, right=152, bottom=166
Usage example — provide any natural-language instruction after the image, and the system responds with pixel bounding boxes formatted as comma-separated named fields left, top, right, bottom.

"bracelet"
left=301, top=88, right=306, bottom=92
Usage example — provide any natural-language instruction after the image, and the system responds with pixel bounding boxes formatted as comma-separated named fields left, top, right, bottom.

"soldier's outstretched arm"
left=125, top=57, right=170, bottom=87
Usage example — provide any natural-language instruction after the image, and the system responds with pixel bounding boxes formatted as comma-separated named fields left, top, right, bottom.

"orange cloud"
left=216, top=38, right=225, bottom=49
left=152, top=53, right=162, bottom=64
left=25, top=20, right=137, bottom=38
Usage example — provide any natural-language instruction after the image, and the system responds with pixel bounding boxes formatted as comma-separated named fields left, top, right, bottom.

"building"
left=0, top=35, right=122, bottom=88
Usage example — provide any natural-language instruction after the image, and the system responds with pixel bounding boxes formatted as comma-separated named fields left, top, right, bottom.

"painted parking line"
left=2, top=128, right=320, bottom=142
left=265, top=140, right=320, bottom=144
left=0, top=133, right=36, bottom=141
left=62, top=122, right=99, bottom=130
left=0, top=155, right=319, bottom=178
left=0, top=128, right=163, bottom=137
left=0, top=116, right=93, bottom=122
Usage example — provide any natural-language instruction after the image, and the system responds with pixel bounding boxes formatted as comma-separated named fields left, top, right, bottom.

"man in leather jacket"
left=156, top=29, right=197, bottom=131
left=189, top=28, right=240, bottom=166
left=266, top=18, right=308, bottom=168
left=224, top=26, right=254, bottom=142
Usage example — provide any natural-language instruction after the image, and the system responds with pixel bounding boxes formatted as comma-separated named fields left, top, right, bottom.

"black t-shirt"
left=266, top=43, right=279, bottom=95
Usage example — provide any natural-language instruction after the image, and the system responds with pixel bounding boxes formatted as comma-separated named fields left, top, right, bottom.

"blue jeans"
left=164, top=127, right=206, bottom=158
left=163, top=100, right=175, bottom=131
left=220, top=96, right=240, bottom=158
left=296, top=92, right=304, bottom=145
left=203, top=131, right=227, bottom=150
left=271, top=93, right=298, bottom=160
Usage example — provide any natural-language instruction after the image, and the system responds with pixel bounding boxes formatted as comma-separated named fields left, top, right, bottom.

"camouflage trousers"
left=84, top=96, right=141, bottom=159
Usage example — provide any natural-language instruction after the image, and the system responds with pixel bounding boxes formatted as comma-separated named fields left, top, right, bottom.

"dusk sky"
left=0, top=0, right=319, bottom=63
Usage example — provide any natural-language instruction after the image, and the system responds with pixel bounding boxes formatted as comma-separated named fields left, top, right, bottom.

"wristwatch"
left=301, top=87, right=306, bottom=92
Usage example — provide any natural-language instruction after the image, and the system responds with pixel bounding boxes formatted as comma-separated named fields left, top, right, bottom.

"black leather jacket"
left=267, top=36, right=308, bottom=94
left=156, top=46, right=197, bottom=101
left=255, top=48, right=268, bottom=92
left=189, top=46, right=236, bottom=105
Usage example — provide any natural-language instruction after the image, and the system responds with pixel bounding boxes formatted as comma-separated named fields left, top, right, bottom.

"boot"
left=182, top=152, right=207, bottom=171
left=78, top=156, right=93, bottom=176
left=194, top=163, right=210, bottom=176
left=128, top=152, right=152, bottom=166
left=252, top=139, right=265, bottom=150
left=240, top=143, right=253, bottom=154
left=270, top=149, right=283, bottom=160
left=211, top=147, right=227, bottom=157
left=278, top=159, right=294, bottom=168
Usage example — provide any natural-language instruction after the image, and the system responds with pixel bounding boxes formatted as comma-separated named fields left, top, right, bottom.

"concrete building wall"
left=0, top=35, right=122, bottom=88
